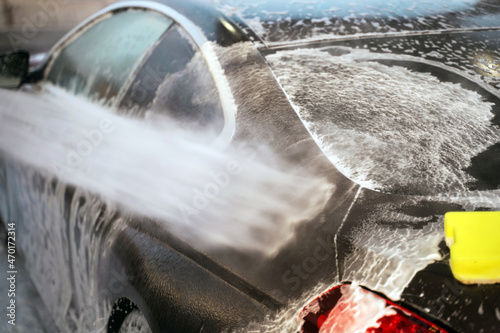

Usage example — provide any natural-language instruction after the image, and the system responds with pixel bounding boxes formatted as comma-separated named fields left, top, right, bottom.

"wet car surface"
left=0, top=0, right=500, bottom=332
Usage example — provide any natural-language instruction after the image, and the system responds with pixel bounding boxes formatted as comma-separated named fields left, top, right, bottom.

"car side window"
left=46, top=9, right=173, bottom=105
left=119, top=25, right=225, bottom=135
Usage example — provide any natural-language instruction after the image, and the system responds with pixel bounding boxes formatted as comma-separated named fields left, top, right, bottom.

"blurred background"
left=0, top=0, right=114, bottom=53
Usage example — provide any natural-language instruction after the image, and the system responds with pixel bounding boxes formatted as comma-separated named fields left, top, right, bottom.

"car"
left=1, top=0, right=500, bottom=332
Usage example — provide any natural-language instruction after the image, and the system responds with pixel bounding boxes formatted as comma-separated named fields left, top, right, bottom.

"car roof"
left=115, top=0, right=252, bottom=46
left=211, top=0, right=500, bottom=44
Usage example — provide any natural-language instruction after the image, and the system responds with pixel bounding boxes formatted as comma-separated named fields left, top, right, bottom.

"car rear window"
left=266, top=47, right=500, bottom=195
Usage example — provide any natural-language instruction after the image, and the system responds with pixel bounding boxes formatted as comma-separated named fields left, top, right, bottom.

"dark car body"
left=1, top=0, right=500, bottom=332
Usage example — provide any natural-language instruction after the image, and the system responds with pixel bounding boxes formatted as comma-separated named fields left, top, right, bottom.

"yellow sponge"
left=444, top=211, right=500, bottom=284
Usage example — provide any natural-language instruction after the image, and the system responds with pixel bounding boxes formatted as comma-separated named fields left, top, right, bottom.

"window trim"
left=43, top=1, right=237, bottom=147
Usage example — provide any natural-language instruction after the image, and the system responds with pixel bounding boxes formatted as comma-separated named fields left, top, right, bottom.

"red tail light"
left=299, top=284, right=448, bottom=333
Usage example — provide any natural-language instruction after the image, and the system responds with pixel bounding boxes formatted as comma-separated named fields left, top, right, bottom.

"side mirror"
left=0, top=50, right=30, bottom=89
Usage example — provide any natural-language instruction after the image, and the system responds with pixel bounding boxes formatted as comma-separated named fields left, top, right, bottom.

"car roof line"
left=261, top=26, right=500, bottom=51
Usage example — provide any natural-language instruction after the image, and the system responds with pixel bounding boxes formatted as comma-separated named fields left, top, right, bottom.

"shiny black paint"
left=3, top=1, right=500, bottom=332
left=81, top=3, right=500, bottom=333
left=261, top=29, right=500, bottom=331
left=216, top=0, right=500, bottom=42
